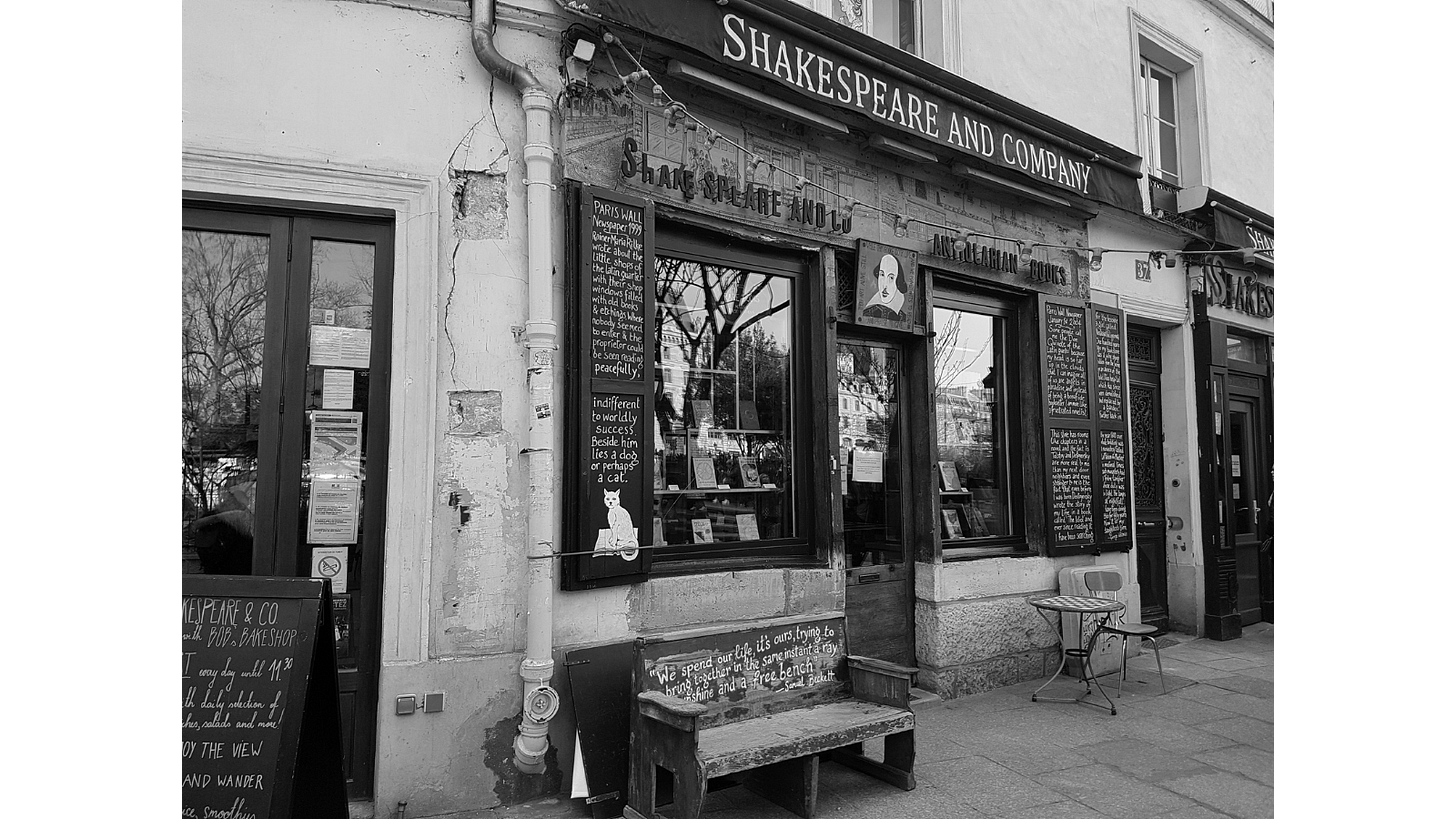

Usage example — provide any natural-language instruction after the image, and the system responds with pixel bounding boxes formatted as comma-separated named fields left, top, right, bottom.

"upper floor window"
left=1138, top=58, right=1180, bottom=186
left=817, top=0, right=923, bottom=56
left=1131, top=14, right=1205, bottom=210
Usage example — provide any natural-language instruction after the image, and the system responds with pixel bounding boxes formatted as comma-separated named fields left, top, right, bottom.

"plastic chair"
left=1083, top=570, right=1166, bottom=697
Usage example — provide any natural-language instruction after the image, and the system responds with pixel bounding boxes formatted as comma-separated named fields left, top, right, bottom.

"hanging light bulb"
left=894, top=215, right=909, bottom=237
left=793, top=175, right=807, bottom=192
left=651, top=84, right=665, bottom=107
left=953, top=234, right=968, bottom=253
left=1018, top=241, right=1034, bottom=262
left=1089, top=248, right=1104, bottom=272
left=704, top=128, right=718, bottom=148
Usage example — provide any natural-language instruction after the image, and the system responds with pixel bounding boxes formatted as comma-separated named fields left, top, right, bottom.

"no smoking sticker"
left=311, top=546, right=349, bottom=594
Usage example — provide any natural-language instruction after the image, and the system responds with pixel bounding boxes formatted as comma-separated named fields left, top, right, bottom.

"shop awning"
left=568, top=0, right=1147, bottom=213
left=1177, top=186, right=1274, bottom=268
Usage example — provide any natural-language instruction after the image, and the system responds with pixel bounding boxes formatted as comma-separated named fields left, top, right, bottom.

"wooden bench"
left=623, top=613, right=917, bottom=819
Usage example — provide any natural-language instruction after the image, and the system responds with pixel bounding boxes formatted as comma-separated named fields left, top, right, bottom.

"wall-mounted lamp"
left=1089, top=248, right=1105, bottom=272
left=1018, top=241, right=1034, bottom=262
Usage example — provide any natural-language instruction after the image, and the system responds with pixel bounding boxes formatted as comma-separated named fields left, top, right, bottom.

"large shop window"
left=562, top=185, right=813, bottom=589
left=652, top=249, right=802, bottom=561
left=931, top=294, right=1023, bottom=553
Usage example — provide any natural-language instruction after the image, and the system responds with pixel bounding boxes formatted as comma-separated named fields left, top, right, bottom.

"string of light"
left=590, top=28, right=1263, bottom=271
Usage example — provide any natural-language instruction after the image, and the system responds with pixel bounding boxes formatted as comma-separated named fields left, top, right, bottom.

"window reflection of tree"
left=932, top=309, right=997, bottom=489
left=182, top=231, right=267, bottom=516
left=653, top=257, right=790, bottom=436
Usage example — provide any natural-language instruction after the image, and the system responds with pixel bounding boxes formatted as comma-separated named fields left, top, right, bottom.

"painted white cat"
left=596, top=488, right=639, bottom=561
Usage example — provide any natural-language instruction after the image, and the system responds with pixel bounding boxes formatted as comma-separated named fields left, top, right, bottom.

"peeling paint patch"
left=482, top=713, right=562, bottom=805
left=448, top=390, right=503, bottom=436
left=452, top=170, right=508, bottom=240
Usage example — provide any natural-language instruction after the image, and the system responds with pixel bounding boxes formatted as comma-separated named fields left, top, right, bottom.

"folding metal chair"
left=1084, top=570, right=1166, bottom=696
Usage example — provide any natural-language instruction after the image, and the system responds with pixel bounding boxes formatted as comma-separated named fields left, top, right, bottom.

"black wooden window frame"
left=649, top=225, right=819, bottom=569
left=930, top=286, right=1028, bottom=559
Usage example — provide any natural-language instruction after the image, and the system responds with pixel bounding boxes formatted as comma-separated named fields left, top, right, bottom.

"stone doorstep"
left=909, top=686, right=944, bottom=712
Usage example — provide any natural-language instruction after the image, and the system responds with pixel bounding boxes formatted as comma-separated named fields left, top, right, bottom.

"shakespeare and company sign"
left=572, top=0, right=1144, bottom=211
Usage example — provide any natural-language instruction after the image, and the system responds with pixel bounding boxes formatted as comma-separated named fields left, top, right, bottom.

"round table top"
left=1029, top=595, right=1125, bottom=614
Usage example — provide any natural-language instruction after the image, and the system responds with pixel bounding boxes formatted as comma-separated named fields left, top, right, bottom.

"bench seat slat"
left=698, top=700, right=914, bottom=779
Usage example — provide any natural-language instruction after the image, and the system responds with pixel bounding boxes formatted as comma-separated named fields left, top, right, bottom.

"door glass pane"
left=183, top=229, right=270, bottom=575
left=932, top=307, right=1009, bottom=539
left=838, top=343, right=902, bottom=566
left=1230, top=406, right=1256, bottom=535
left=300, top=238, right=376, bottom=667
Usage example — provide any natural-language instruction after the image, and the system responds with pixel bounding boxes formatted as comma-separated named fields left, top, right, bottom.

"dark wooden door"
left=1127, top=327, right=1168, bottom=630
left=182, top=203, right=392, bottom=800
left=838, top=338, right=913, bottom=665
left=1227, top=395, right=1268, bottom=626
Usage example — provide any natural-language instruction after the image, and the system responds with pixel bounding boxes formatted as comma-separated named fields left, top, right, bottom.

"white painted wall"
left=941, top=0, right=1273, bottom=213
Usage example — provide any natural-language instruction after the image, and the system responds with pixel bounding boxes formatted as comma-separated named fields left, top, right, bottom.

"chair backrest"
left=1083, top=569, right=1123, bottom=595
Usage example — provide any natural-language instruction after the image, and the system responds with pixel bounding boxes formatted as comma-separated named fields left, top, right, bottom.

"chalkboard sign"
left=1099, top=429, right=1131, bottom=542
left=1048, top=428, right=1094, bottom=545
left=1044, top=302, right=1089, bottom=418
left=1094, top=309, right=1124, bottom=422
left=638, top=617, right=846, bottom=708
left=1040, top=297, right=1133, bottom=555
left=589, top=197, right=648, bottom=382
left=183, top=576, right=347, bottom=819
left=565, top=185, right=655, bottom=589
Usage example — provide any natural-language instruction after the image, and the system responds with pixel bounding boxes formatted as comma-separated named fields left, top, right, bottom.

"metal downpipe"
left=470, top=0, right=561, bottom=775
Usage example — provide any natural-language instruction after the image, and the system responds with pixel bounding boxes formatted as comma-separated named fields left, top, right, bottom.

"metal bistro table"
left=1029, top=594, right=1126, bottom=715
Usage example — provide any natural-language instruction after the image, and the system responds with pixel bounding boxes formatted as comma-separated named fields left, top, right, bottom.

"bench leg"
left=745, top=754, right=820, bottom=819
left=672, top=764, right=709, bottom=819
left=826, top=730, right=916, bottom=791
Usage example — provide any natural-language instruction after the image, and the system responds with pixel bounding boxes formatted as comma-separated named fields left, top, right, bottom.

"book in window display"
left=691, top=518, right=713, bottom=543
left=738, top=400, right=761, bottom=430
left=938, top=461, right=962, bottom=491
left=940, top=509, right=964, bottom=539
left=690, top=399, right=713, bottom=428
left=735, top=513, right=760, bottom=541
left=737, top=456, right=761, bottom=488
left=691, top=456, right=719, bottom=489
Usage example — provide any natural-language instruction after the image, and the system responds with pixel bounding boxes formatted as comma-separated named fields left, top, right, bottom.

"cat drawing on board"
left=599, top=488, right=639, bottom=561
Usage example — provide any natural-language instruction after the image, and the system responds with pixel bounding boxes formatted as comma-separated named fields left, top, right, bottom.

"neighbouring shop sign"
left=1197, top=257, right=1274, bottom=319
left=1039, top=296, right=1133, bottom=554
left=575, top=0, right=1144, bottom=210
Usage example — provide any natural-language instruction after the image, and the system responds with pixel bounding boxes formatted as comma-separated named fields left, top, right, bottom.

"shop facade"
left=181, top=0, right=1265, bottom=814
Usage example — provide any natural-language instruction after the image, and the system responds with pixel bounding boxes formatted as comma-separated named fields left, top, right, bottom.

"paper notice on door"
left=1231, top=455, right=1242, bottom=477
left=307, top=479, right=360, bottom=544
left=309, top=325, right=371, bottom=368
left=321, top=369, right=355, bottom=409
left=851, top=448, right=884, bottom=483
left=310, top=411, right=363, bottom=478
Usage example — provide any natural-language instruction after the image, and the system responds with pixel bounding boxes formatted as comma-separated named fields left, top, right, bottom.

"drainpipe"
left=470, top=0, right=560, bottom=775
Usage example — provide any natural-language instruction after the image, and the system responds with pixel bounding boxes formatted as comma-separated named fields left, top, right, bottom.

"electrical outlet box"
left=423, top=692, right=445, bottom=713
left=395, top=695, right=417, bottom=716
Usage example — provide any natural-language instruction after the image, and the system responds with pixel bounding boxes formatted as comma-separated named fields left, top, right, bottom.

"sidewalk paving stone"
left=1192, top=746, right=1273, bottom=788
left=1159, top=771, right=1273, bottom=819
left=1192, top=716, right=1273, bottom=753
left=1033, top=763, right=1201, bottom=818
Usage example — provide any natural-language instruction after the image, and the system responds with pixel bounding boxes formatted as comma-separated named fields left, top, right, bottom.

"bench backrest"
left=634, top=613, right=850, bottom=730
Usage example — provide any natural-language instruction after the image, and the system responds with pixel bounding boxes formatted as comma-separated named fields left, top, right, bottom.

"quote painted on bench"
left=643, top=620, right=844, bottom=703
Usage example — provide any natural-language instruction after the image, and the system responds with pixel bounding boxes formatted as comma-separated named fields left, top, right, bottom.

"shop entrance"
left=1127, top=326, right=1169, bottom=630
left=182, top=201, right=392, bottom=799
left=1228, top=390, right=1271, bottom=626
left=837, top=337, right=914, bottom=666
